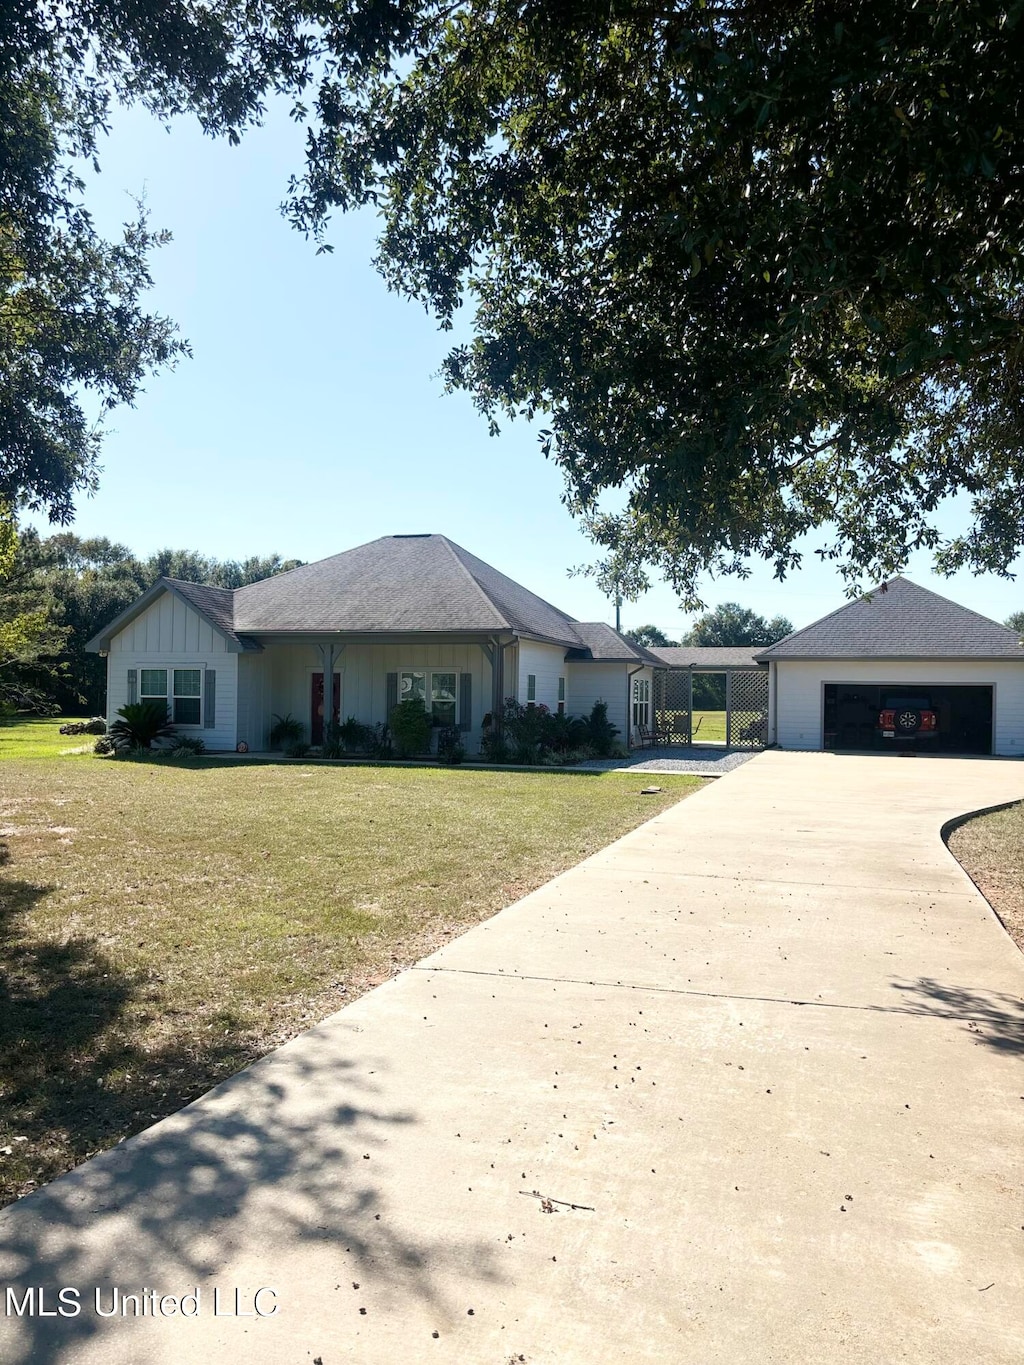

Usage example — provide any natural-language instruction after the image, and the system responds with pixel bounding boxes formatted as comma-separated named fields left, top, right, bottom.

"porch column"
left=317, top=640, right=345, bottom=732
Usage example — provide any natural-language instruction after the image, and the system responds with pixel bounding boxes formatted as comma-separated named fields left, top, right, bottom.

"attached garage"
left=756, top=578, right=1024, bottom=758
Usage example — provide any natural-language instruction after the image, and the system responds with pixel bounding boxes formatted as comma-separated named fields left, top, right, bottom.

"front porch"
left=236, top=636, right=510, bottom=754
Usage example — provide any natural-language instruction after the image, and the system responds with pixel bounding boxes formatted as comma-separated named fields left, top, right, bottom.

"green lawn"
left=0, top=715, right=97, bottom=760
left=690, top=710, right=727, bottom=743
left=0, top=735, right=702, bottom=1206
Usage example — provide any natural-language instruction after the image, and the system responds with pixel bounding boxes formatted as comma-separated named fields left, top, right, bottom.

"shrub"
left=285, top=741, right=310, bottom=759
left=370, top=723, right=393, bottom=759
left=320, top=722, right=345, bottom=759
left=167, top=736, right=206, bottom=758
left=389, top=697, right=432, bottom=757
left=269, top=712, right=304, bottom=748
left=108, top=700, right=176, bottom=752
left=480, top=730, right=511, bottom=764
left=584, top=700, right=619, bottom=757
left=338, top=715, right=375, bottom=753
left=436, top=726, right=466, bottom=765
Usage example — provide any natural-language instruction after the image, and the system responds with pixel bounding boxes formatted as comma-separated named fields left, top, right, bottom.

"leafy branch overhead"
left=4, top=4, right=1023, bottom=604
left=284, top=0, right=1024, bottom=601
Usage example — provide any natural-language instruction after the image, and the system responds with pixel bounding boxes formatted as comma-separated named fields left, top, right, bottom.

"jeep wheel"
left=895, top=709, right=921, bottom=733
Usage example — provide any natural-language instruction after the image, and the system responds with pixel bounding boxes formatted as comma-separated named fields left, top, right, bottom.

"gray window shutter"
left=204, top=670, right=216, bottom=729
left=386, top=672, right=398, bottom=720
left=459, top=673, right=472, bottom=731
left=127, top=669, right=137, bottom=705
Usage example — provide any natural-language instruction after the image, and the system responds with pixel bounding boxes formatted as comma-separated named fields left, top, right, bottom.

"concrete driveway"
left=1, top=752, right=1022, bottom=1364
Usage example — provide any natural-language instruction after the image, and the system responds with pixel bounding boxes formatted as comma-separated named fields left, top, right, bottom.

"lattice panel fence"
left=728, top=669, right=769, bottom=748
left=653, top=669, right=691, bottom=744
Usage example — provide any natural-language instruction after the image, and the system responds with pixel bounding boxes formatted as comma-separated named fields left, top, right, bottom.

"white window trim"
left=398, top=668, right=460, bottom=727
left=526, top=673, right=537, bottom=702
left=136, top=662, right=205, bottom=729
left=632, top=676, right=651, bottom=729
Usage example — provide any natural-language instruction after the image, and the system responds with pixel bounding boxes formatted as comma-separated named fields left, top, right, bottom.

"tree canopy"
left=683, top=603, right=793, bottom=648
left=5, top=3, right=1024, bottom=605
left=1006, top=610, right=1024, bottom=635
left=285, top=0, right=1024, bottom=603
left=624, top=624, right=677, bottom=648
left=0, top=530, right=302, bottom=713
left=0, top=0, right=327, bottom=520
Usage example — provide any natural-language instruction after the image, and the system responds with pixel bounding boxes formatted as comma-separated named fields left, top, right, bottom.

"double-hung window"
left=173, top=670, right=202, bottom=725
left=137, top=667, right=202, bottom=725
left=399, top=670, right=457, bottom=727
left=557, top=677, right=566, bottom=715
left=632, top=677, right=651, bottom=729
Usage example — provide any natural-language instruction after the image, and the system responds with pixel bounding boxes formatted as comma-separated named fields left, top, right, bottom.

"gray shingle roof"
left=756, top=577, right=1024, bottom=660
left=651, top=646, right=766, bottom=669
left=567, top=624, right=663, bottom=664
left=232, top=535, right=586, bottom=639
left=90, top=535, right=666, bottom=661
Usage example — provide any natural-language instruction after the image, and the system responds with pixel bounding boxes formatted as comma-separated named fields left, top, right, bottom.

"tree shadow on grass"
left=890, top=976, right=1024, bottom=1056
left=0, top=847, right=502, bottom=1363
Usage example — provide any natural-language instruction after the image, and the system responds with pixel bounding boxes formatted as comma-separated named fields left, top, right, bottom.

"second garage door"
left=823, top=683, right=993, bottom=754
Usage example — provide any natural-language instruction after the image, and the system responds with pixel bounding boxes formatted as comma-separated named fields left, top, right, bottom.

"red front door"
left=311, top=672, right=341, bottom=745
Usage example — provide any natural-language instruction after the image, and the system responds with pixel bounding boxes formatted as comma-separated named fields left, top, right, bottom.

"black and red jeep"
left=877, top=693, right=939, bottom=740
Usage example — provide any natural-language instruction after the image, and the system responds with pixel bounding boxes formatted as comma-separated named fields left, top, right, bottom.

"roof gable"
left=85, top=579, right=257, bottom=653
left=757, top=577, right=1024, bottom=660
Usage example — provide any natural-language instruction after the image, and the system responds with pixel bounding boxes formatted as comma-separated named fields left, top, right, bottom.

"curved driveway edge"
left=1, top=751, right=1022, bottom=1363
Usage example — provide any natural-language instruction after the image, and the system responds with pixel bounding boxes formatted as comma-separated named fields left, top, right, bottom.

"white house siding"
left=258, top=640, right=494, bottom=751
left=774, top=658, right=1024, bottom=756
left=236, top=653, right=270, bottom=751
left=567, top=661, right=632, bottom=745
left=516, top=640, right=569, bottom=711
left=107, top=592, right=238, bottom=750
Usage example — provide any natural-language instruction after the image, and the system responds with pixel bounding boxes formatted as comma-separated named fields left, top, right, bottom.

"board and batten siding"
left=259, top=641, right=494, bottom=749
left=566, top=661, right=632, bottom=744
left=106, top=591, right=238, bottom=750
left=516, top=640, right=568, bottom=711
left=773, top=658, right=1024, bottom=756
left=236, top=653, right=270, bottom=751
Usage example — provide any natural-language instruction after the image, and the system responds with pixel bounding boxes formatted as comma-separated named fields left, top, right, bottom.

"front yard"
left=0, top=727, right=701, bottom=1206
left=948, top=799, right=1024, bottom=953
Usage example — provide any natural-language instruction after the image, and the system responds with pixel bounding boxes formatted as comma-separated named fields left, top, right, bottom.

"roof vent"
left=392, top=533, right=433, bottom=539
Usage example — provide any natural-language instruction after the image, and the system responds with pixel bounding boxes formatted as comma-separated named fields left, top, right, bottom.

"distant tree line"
left=626, top=603, right=794, bottom=651
left=0, top=531, right=302, bottom=715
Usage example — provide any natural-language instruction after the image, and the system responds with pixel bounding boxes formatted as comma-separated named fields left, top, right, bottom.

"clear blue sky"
left=28, top=98, right=1022, bottom=638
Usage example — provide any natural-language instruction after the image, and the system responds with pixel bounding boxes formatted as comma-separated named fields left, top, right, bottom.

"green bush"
left=108, top=700, right=176, bottom=752
left=167, top=735, right=206, bottom=758
left=584, top=700, right=619, bottom=757
left=480, top=729, right=511, bottom=763
left=436, top=726, right=466, bottom=765
left=320, top=722, right=345, bottom=759
left=268, top=712, right=304, bottom=748
left=370, top=723, right=393, bottom=759
left=389, top=697, right=432, bottom=757
left=338, top=715, right=375, bottom=753
left=285, top=741, right=310, bottom=759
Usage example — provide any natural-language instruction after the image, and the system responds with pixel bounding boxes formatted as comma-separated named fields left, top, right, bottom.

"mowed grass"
left=0, top=716, right=97, bottom=760
left=0, top=747, right=702, bottom=1205
left=948, top=800, right=1024, bottom=952
left=690, top=710, right=727, bottom=743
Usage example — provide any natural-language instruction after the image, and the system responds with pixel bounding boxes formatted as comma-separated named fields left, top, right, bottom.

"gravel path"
left=575, top=744, right=761, bottom=775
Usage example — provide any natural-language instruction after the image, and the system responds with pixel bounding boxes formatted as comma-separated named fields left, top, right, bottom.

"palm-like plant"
left=108, top=700, right=175, bottom=752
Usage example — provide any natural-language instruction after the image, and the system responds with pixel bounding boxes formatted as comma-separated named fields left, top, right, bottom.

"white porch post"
left=317, top=640, right=344, bottom=736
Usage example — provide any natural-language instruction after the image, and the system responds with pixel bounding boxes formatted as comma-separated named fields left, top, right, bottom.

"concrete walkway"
left=1, top=752, right=1022, bottom=1364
